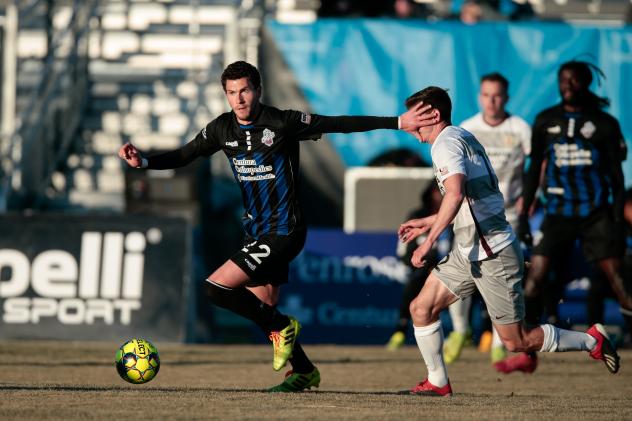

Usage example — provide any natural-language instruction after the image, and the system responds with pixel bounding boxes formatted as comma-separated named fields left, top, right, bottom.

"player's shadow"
left=0, top=384, right=520, bottom=398
left=0, top=356, right=422, bottom=368
left=0, top=384, right=405, bottom=395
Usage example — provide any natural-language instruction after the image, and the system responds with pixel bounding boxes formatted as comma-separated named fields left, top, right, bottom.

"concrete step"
left=82, top=107, right=192, bottom=135
left=68, top=190, right=125, bottom=211
left=89, top=60, right=188, bottom=82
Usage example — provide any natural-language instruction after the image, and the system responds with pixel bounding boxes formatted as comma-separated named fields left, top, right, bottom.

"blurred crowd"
left=317, top=0, right=632, bottom=24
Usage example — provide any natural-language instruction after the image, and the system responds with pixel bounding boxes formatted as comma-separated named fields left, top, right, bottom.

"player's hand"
left=398, top=219, right=420, bottom=236
left=398, top=217, right=430, bottom=239
left=118, top=143, right=143, bottom=168
left=399, top=226, right=429, bottom=244
left=411, top=240, right=433, bottom=268
left=399, top=102, right=438, bottom=132
left=517, top=213, right=532, bottom=247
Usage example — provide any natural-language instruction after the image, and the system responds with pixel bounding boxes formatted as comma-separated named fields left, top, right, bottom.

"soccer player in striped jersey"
left=118, top=61, right=436, bottom=392
left=397, top=86, right=619, bottom=397
left=444, top=72, right=531, bottom=366
left=497, top=60, right=631, bottom=374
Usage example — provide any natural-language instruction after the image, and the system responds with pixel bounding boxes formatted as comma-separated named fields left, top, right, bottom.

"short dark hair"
left=480, top=72, right=509, bottom=93
left=405, top=86, right=452, bottom=125
left=221, top=61, right=261, bottom=91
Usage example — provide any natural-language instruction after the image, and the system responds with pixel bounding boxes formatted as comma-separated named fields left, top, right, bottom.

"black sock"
left=289, top=343, right=315, bottom=373
left=204, top=280, right=290, bottom=331
left=205, top=280, right=315, bottom=372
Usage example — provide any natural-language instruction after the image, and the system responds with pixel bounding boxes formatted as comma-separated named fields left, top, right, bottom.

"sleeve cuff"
left=137, top=158, right=148, bottom=168
left=397, top=116, right=401, bottom=130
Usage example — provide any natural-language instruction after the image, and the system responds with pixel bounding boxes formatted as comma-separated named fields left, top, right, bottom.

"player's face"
left=479, top=81, right=507, bottom=121
left=558, top=69, right=586, bottom=105
left=225, top=77, right=261, bottom=123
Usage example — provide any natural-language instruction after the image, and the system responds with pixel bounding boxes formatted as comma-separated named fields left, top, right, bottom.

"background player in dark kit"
left=498, top=60, right=631, bottom=373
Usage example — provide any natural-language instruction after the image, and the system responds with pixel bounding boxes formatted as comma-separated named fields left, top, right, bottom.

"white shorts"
left=432, top=238, right=525, bottom=324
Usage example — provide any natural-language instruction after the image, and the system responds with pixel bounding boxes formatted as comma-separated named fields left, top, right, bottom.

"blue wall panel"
left=268, top=20, right=631, bottom=185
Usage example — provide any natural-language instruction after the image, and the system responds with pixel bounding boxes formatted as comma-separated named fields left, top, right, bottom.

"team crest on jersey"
left=300, top=113, right=312, bottom=124
left=580, top=121, right=596, bottom=139
left=262, top=128, right=275, bottom=146
left=202, top=127, right=207, bottom=139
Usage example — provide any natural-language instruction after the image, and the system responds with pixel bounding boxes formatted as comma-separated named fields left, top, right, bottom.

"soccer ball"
left=115, top=339, right=160, bottom=384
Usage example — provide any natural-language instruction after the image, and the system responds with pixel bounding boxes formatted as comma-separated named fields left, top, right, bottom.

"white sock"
left=539, top=324, right=597, bottom=352
left=414, top=321, right=449, bottom=387
left=448, top=296, right=471, bottom=334
left=491, top=326, right=504, bottom=348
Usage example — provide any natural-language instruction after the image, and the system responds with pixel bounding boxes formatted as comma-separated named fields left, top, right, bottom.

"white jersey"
left=460, top=113, right=531, bottom=227
left=431, top=126, right=515, bottom=261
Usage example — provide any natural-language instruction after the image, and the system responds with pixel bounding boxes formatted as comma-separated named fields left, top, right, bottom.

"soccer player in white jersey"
left=444, top=73, right=532, bottom=367
left=397, top=86, right=619, bottom=397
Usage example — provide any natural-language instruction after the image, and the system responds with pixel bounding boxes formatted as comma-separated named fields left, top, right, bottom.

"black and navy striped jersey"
left=524, top=104, right=626, bottom=218
left=145, top=104, right=397, bottom=237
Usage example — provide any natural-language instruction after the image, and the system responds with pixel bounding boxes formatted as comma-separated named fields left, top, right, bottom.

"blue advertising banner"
left=267, top=20, right=632, bottom=186
left=279, top=229, right=408, bottom=344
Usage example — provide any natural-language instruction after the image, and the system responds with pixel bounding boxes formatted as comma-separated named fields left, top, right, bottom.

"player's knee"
left=409, top=299, right=436, bottom=326
left=204, top=278, right=232, bottom=305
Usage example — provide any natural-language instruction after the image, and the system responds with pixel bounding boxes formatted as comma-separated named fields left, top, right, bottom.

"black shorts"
left=230, top=228, right=307, bottom=287
left=533, top=206, right=623, bottom=262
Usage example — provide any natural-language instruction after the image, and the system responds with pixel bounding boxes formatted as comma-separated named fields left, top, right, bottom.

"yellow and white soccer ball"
left=115, top=339, right=160, bottom=384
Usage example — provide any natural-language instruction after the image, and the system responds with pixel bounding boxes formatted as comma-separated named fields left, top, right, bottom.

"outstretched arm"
left=118, top=140, right=203, bottom=170
left=119, top=119, right=220, bottom=169
left=410, top=174, right=464, bottom=267
left=288, top=102, right=437, bottom=137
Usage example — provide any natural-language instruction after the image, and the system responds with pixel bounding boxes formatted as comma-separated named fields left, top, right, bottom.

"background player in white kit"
left=397, top=86, right=618, bottom=397
left=443, top=73, right=531, bottom=366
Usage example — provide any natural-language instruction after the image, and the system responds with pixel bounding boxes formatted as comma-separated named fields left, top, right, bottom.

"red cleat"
left=586, top=323, right=620, bottom=374
left=494, top=352, right=538, bottom=374
left=400, top=378, right=453, bottom=397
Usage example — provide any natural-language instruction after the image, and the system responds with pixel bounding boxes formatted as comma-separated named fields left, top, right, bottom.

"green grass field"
left=0, top=340, right=630, bottom=420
